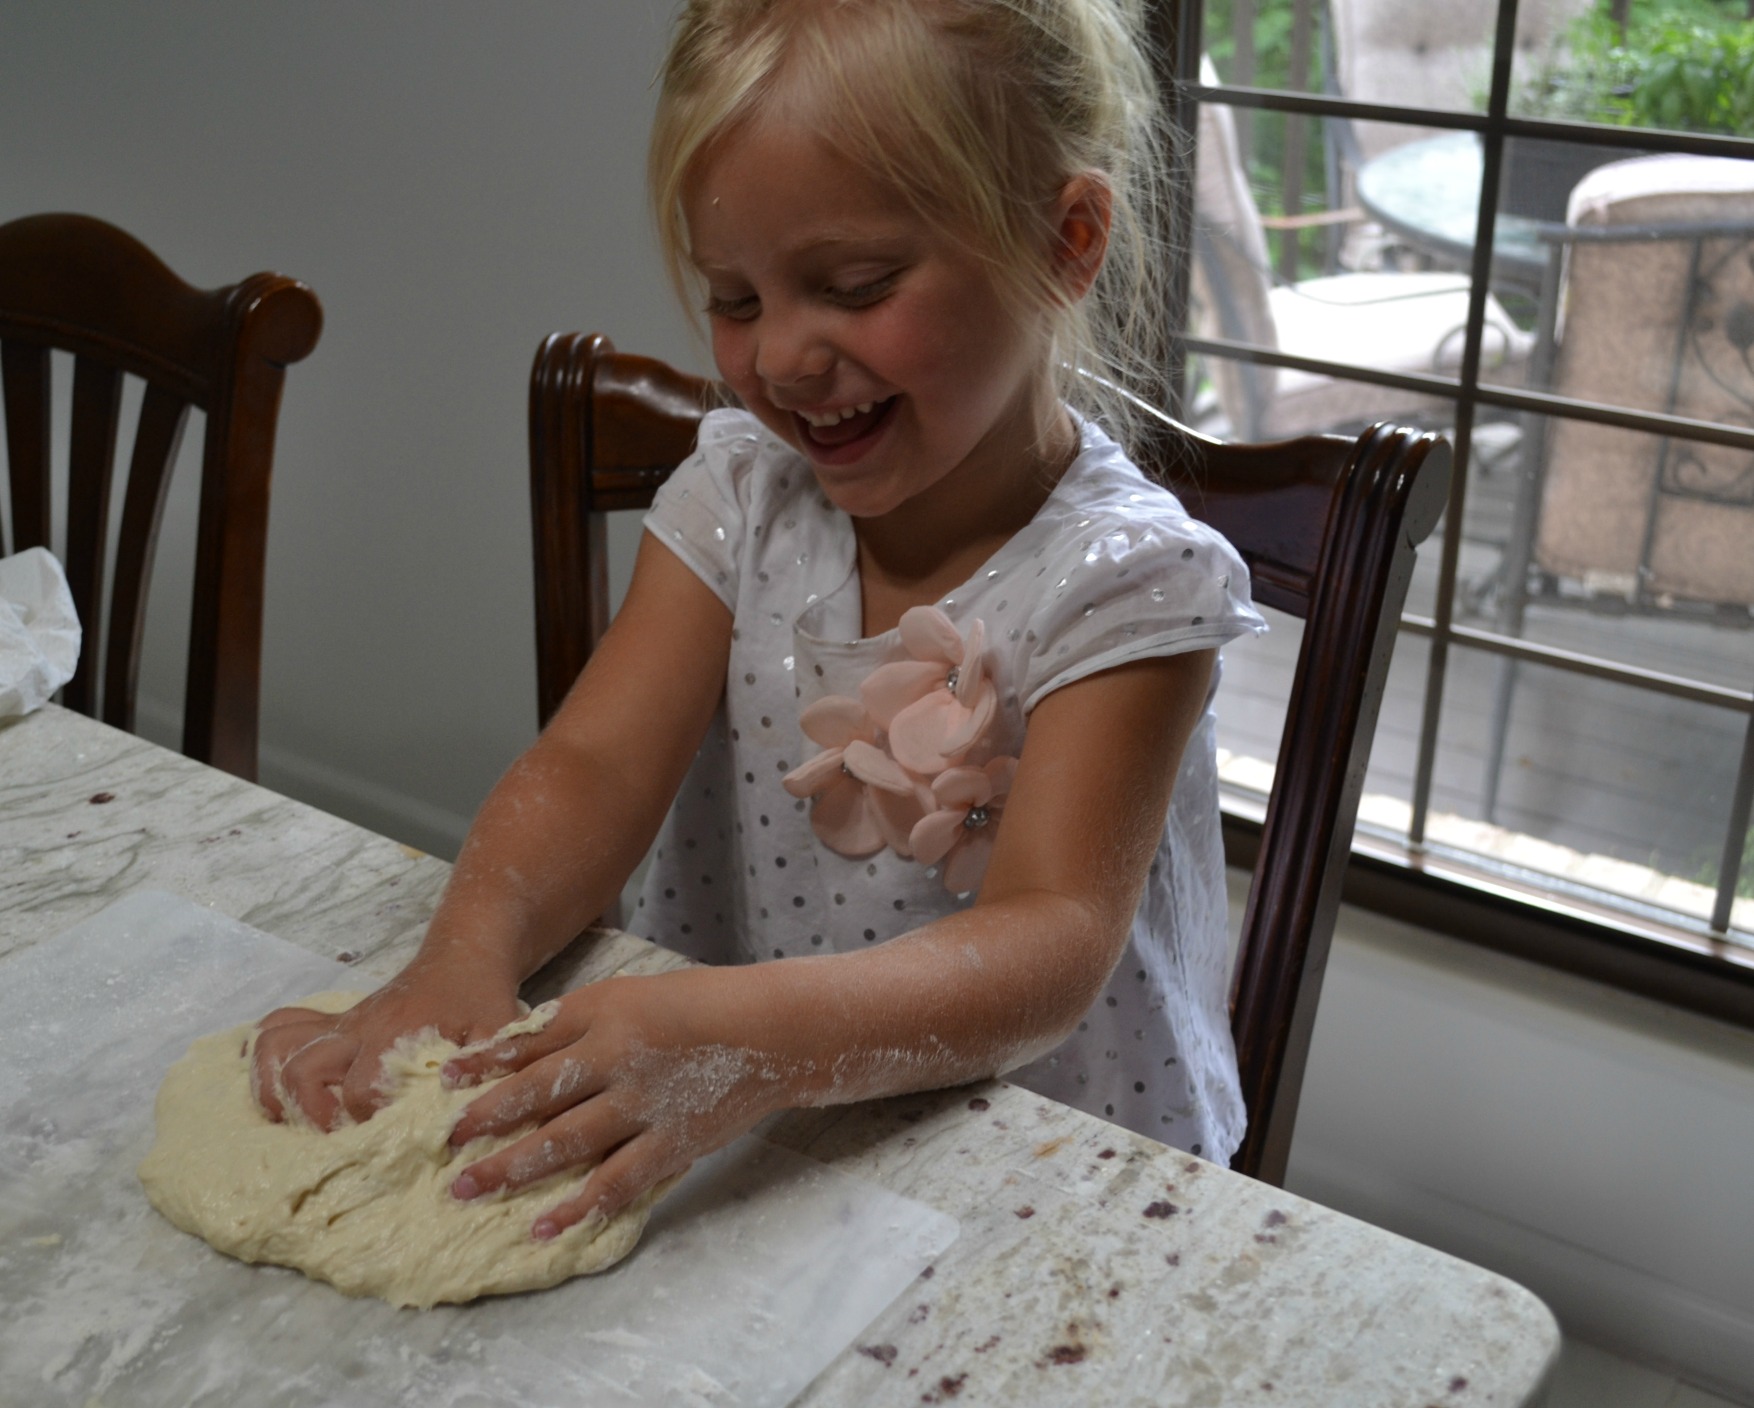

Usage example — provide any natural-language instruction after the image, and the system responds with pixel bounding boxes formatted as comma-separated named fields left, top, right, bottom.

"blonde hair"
left=649, top=0, right=1176, bottom=450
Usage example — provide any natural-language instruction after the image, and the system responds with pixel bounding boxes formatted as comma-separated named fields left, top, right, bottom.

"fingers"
left=440, top=1000, right=578, bottom=1091
left=450, top=1094, right=638, bottom=1207
left=530, top=1135, right=685, bottom=1242
left=251, top=1019, right=358, bottom=1129
left=447, top=1048, right=603, bottom=1148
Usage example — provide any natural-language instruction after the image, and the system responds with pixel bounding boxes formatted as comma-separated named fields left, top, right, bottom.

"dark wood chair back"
left=530, top=331, right=1451, bottom=1185
left=0, top=213, right=322, bottom=780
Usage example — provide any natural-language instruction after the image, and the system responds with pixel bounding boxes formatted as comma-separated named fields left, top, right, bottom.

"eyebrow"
left=691, top=230, right=913, bottom=273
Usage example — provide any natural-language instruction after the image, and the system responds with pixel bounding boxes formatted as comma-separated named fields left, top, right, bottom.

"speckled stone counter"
left=0, top=705, right=1560, bottom=1406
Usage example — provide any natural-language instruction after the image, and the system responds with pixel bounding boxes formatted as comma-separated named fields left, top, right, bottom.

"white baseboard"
left=133, top=697, right=472, bottom=859
left=1287, top=1139, right=1754, bottom=1401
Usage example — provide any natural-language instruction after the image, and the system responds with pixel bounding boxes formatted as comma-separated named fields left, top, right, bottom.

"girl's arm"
left=441, top=647, right=1217, bottom=1239
left=251, top=532, right=734, bottom=1128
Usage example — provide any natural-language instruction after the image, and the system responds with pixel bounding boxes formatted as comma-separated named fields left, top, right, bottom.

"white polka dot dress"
left=634, top=409, right=1266, bottom=1163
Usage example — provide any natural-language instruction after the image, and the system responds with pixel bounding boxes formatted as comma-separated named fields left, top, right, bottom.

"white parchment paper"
left=0, top=890, right=958, bottom=1408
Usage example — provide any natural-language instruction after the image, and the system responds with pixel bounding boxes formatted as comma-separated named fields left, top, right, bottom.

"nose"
left=752, top=304, right=833, bottom=392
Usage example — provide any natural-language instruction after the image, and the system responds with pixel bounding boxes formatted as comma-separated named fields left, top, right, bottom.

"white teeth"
left=800, top=401, right=877, bottom=428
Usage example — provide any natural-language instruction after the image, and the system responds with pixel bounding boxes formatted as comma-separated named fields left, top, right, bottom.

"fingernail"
left=440, top=1061, right=475, bottom=1089
left=452, top=1174, right=480, bottom=1200
left=532, top=1218, right=559, bottom=1241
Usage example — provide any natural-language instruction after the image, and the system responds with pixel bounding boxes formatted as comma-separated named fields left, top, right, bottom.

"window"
left=1162, top=0, right=1754, bottom=989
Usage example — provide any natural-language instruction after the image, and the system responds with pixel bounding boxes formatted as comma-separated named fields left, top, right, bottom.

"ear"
left=1051, top=173, right=1113, bottom=302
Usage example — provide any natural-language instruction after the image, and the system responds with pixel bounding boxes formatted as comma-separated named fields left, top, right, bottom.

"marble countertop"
left=0, top=705, right=1560, bottom=1406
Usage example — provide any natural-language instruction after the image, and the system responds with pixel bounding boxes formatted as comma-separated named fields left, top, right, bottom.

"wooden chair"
left=0, top=213, right=322, bottom=781
left=529, top=331, right=1452, bottom=1186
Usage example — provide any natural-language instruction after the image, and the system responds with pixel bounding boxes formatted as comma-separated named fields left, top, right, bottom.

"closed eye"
left=704, top=293, right=759, bottom=321
left=827, top=273, right=898, bottom=308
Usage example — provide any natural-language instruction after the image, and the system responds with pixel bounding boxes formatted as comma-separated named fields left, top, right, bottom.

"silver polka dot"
left=713, top=525, right=727, bottom=541
left=1081, top=603, right=1096, bottom=617
left=783, top=656, right=795, bottom=671
left=1008, top=628, right=1020, bottom=641
left=797, top=552, right=809, bottom=565
left=996, top=598, right=1009, bottom=611
left=1150, top=587, right=1166, bottom=602
left=1181, top=547, right=1195, bottom=560
left=986, top=569, right=1000, bottom=580
left=1054, top=577, right=1068, bottom=591
left=770, top=612, right=783, bottom=625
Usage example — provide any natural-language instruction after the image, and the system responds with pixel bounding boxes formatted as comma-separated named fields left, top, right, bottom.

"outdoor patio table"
left=1357, top=130, right=1556, bottom=297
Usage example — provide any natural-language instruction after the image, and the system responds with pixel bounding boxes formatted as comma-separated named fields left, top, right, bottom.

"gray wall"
left=7, top=5, right=1753, bottom=1396
left=1, top=1, right=694, bottom=854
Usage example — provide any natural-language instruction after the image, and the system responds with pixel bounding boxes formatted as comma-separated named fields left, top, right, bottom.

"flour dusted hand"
left=140, top=992, right=677, bottom=1308
left=443, top=967, right=791, bottom=1240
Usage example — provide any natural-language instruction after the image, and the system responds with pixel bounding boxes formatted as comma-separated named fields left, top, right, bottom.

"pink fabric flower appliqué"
left=859, top=606, right=998, bottom=775
left=781, top=695, right=927, bottom=858
left=909, top=756, right=1017, bottom=895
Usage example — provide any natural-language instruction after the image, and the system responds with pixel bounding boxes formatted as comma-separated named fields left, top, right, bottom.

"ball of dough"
left=138, top=992, right=670, bottom=1308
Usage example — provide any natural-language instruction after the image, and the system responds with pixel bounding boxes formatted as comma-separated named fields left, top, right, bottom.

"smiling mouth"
left=795, top=397, right=896, bottom=449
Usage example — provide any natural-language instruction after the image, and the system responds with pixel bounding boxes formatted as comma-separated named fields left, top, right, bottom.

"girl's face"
left=683, top=115, right=1066, bottom=523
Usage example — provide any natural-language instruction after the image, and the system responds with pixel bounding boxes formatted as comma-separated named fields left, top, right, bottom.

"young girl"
left=254, top=0, right=1264, bottom=1244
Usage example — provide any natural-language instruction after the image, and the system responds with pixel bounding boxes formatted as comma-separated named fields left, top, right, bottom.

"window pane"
left=1482, top=152, right=1754, bottom=414
left=1215, top=603, right=1298, bottom=798
left=1215, top=616, right=1431, bottom=854
left=1455, top=410, right=1754, bottom=690
left=1188, top=107, right=1478, bottom=441
left=1356, top=629, right=1431, bottom=832
left=1426, top=642, right=1752, bottom=939
left=1203, top=0, right=1514, bottom=114
left=1507, top=2, right=1754, bottom=139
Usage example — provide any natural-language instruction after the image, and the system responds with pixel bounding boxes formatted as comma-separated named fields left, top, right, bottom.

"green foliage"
left=1520, top=0, right=1754, bottom=136
left=1203, top=0, right=1333, bottom=277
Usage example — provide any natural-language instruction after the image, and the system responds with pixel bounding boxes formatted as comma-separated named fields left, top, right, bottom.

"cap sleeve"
left=1019, top=511, right=1266, bottom=714
left=641, top=408, right=765, bottom=610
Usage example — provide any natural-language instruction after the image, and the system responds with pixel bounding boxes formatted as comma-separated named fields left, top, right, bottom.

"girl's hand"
left=441, top=970, right=784, bottom=1240
left=252, top=961, right=522, bottom=1131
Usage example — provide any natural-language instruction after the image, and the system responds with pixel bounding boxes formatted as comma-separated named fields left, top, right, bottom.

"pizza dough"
left=138, top=992, right=671, bottom=1308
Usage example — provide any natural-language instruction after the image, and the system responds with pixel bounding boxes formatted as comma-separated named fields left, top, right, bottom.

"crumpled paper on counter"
left=0, top=546, right=81, bottom=719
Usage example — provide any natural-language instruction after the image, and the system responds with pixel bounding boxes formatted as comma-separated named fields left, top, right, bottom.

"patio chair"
left=0, top=214, right=322, bottom=780
left=1192, top=71, right=1533, bottom=441
left=528, top=330, right=1453, bottom=1186
left=1482, top=155, right=1754, bottom=819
